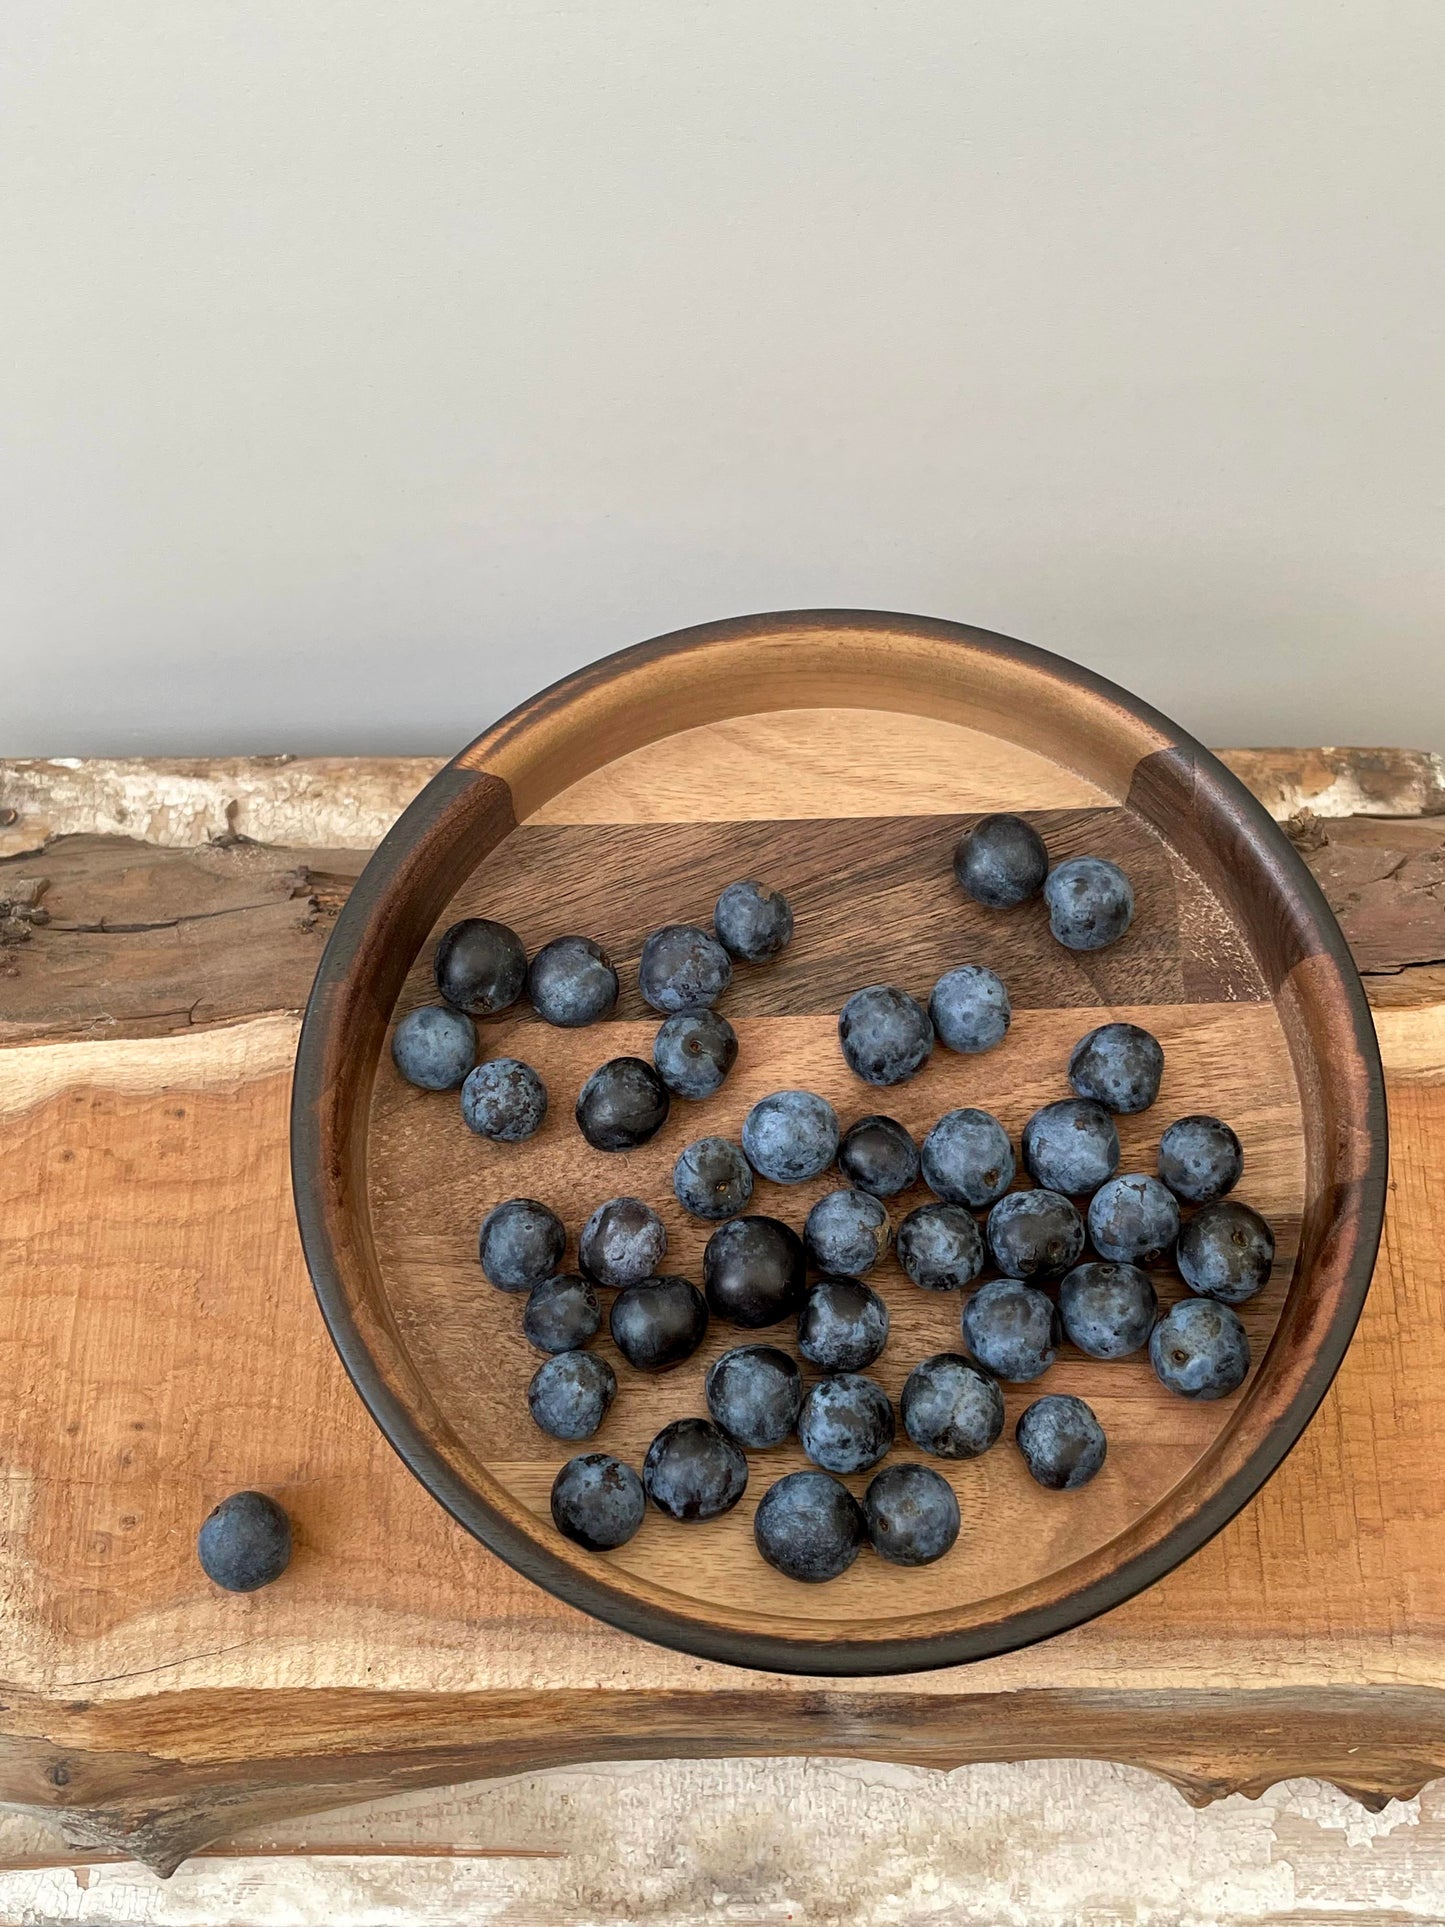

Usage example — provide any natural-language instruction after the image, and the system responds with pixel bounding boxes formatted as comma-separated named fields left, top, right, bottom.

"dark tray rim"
left=291, top=609, right=1388, bottom=1677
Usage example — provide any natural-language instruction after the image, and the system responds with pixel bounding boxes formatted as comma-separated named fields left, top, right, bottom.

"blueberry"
left=1177, top=1199, right=1275, bottom=1304
left=706, top=1345, right=803, bottom=1448
left=754, top=1469, right=865, bottom=1582
left=1022, top=1098, right=1119, bottom=1195
left=804, top=1189, right=891, bottom=1276
left=1149, top=1297, right=1251, bottom=1399
left=1016, top=1394, right=1107, bottom=1489
left=575, top=1057, right=670, bottom=1151
left=391, top=1004, right=478, bottom=1090
left=434, top=917, right=528, bottom=1017
left=797, top=1277, right=890, bottom=1373
left=929, top=965, right=1011, bottom=1055
left=963, top=1277, right=1060, bottom=1381
left=921, top=1108, right=1015, bottom=1208
left=197, top=1491, right=292, bottom=1592
left=1043, top=856, right=1134, bottom=951
left=742, top=1090, right=839, bottom=1184
left=1087, top=1174, right=1180, bottom=1267
left=578, top=1196, right=667, bottom=1289
left=703, top=1215, right=807, bottom=1327
left=1058, top=1261, right=1158, bottom=1359
left=896, top=1202, right=984, bottom=1292
left=1068, top=1022, right=1164, bottom=1114
left=527, top=935, right=619, bottom=1028
left=638, top=924, right=732, bottom=1014
left=609, top=1276, right=708, bottom=1371
left=838, top=1114, right=920, bottom=1197
left=479, top=1197, right=565, bottom=1291
left=674, top=1136, right=754, bottom=1221
left=953, top=813, right=1048, bottom=908
left=527, top=1351, right=617, bottom=1440
left=643, top=1418, right=748, bottom=1522
left=798, top=1374, right=896, bottom=1474
left=550, top=1453, right=646, bottom=1551
left=985, top=1189, right=1085, bottom=1279
left=523, top=1274, right=602, bottom=1353
left=653, top=1009, right=738, bottom=1099
left=864, top=1463, right=961, bottom=1566
left=901, top=1354, right=1005, bottom=1458
left=838, top=984, right=934, bottom=1086
left=1158, top=1114, right=1244, bottom=1204
left=461, top=1058, right=548, bottom=1141
left=714, top=879, right=794, bottom=962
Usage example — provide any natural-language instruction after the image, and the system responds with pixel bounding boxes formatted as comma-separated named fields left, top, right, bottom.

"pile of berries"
left=384, top=816, right=1274, bottom=1585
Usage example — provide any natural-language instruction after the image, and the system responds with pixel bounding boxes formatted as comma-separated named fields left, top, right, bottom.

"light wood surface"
left=0, top=734, right=1438, bottom=1875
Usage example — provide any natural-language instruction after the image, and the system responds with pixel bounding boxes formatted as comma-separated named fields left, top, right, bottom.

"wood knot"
left=48, top=1760, right=70, bottom=1788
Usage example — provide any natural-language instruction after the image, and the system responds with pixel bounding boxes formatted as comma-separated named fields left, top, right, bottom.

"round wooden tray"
left=291, top=611, right=1386, bottom=1675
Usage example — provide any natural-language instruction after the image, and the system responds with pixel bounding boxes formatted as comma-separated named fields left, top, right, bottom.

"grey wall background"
left=2, top=0, right=1441, bottom=758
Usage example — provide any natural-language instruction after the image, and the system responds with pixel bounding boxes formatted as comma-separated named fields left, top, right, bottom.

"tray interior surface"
left=364, top=708, right=1305, bottom=1633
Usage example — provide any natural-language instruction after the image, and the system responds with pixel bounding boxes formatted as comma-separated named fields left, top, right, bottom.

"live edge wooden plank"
left=0, top=739, right=1443, bottom=1875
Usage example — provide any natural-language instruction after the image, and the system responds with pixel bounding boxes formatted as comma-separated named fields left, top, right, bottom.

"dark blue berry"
left=1022, top=1098, right=1119, bottom=1195
left=550, top=1454, right=646, bottom=1551
left=673, top=1136, right=754, bottom=1221
left=523, top=1274, right=602, bottom=1353
left=741, top=1090, right=839, bottom=1184
left=1177, top=1199, right=1274, bottom=1304
left=1087, top=1174, right=1180, bottom=1267
left=391, top=1004, right=477, bottom=1090
left=703, top=1215, right=806, bottom=1327
left=434, top=917, right=528, bottom=1017
left=986, top=1190, right=1085, bottom=1279
left=1044, top=857, right=1134, bottom=951
left=197, top=1491, right=291, bottom=1592
left=527, top=935, right=619, bottom=1028
left=575, top=1057, right=670, bottom=1151
left=527, top=1351, right=617, bottom=1440
left=864, top=1463, right=960, bottom=1566
left=963, top=1277, right=1060, bottom=1381
left=901, top=1354, right=1005, bottom=1458
left=921, top=1108, right=1014, bottom=1208
left=706, top=1345, right=802, bottom=1448
left=798, top=1374, right=895, bottom=1474
left=638, top=923, right=732, bottom=1014
left=643, top=1418, right=748, bottom=1522
left=653, top=1008, right=738, bottom=1099
left=838, top=984, right=934, bottom=1086
left=609, top=1276, right=708, bottom=1371
left=754, top=1470, right=865, bottom=1582
left=1068, top=1022, right=1163, bottom=1114
left=1016, top=1395, right=1107, bottom=1488
left=929, top=965, right=1011, bottom=1055
left=954, top=814, right=1048, bottom=908
left=578, top=1196, right=666, bottom=1289
left=1149, top=1297, right=1251, bottom=1398
left=838, top=1114, right=920, bottom=1197
left=1058, top=1261, right=1158, bottom=1359
left=797, top=1277, right=889, bottom=1373
left=479, top=1197, right=565, bottom=1291
left=896, top=1203, right=985, bottom=1291
left=714, top=879, right=794, bottom=962
left=804, top=1188, right=891, bottom=1276
left=1158, top=1114, right=1244, bottom=1203
left=461, top=1058, right=548, bottom=1141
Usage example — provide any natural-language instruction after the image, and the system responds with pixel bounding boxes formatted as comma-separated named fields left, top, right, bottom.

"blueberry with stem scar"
left=479, top=1198, right=565, bottom=1291
left=1177, top=1199, right=1274, bottom=1304
left=1158, top=1114, right=1244, bottom=1204
left=1087, top=1174, right=1180, bottom=1267
left=714, top=880, right=794, bottom=962
left=653, top=1009, right=738, bottom=1099
left=1058, top=1261, right=1158, bottom=1359
left=920, top=1108, right=1014, bottom=1208
left=804, top=1188, right=891, bottom=1276
left=1044, top=857, right=1134, bottom=951
left=674, top=1136, right=754, bottom=1221
left=798, top=1374, right=895, bottom=1475
left=864, top=1464, right=961, bottom=1566
left=1022, top=1098, right=1119, bottom=1195
left=578, top=1197, right=666, bottom=1289
left=929, top=965, right=1011, bottom=1056
left=1150, top=1297, right=1251, bottom=1398
left=1068, top=1022, right=1163, bottom=1114
left=197, top=1491, right=292, bottom=1592
left=896, top=1203, right=985, bottom=1291
left=901, top=1354, right=1005, bottom=1459
left=985, top=1190, right=1085, bottom=1280
left=434, top=917, right=527, bottom=1017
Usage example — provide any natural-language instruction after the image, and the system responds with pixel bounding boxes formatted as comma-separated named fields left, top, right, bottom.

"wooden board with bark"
left=1, top=743, right=1443, bottom=1878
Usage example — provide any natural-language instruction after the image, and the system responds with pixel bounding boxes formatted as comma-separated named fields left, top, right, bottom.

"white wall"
left=2, top=0, right=1441, bottom=757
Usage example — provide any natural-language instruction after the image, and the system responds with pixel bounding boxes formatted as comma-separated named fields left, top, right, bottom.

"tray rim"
left=291, top=609, right=1387, bottom=1676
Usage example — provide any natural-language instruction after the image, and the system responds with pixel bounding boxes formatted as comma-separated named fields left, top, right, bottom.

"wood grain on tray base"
left=0, top=726, right=1432, bottom=1871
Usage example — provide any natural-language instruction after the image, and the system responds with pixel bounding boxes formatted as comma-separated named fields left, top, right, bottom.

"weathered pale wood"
left=0, top=741, right=1434, bottom=1874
